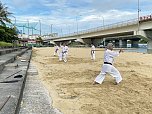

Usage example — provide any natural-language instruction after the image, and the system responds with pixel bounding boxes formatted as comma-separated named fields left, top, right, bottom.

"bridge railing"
left=52, top=18, right=138, bottom=39
left=48, top=14, right=152, bottom=40
left=62, top=18, right=138, bottom=38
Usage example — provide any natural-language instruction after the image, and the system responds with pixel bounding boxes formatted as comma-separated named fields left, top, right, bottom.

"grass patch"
left=0, top=41, right=21, bottom=47
left=0, top=41, right=13, bottom=47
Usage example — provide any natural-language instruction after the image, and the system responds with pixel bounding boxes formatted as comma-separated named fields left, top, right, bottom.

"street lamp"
left=50, top=24, right=53, bottom=34
left=137, top=0, right=140, bottom=33
left=76, top=16, right=78, bottom=35
left=61, top=28, right=63, bottom=36
left=99, top=15, right=104, bottom=27
left=76, top=15, right=81, bottom=35
left=67, top=24, right=70, bottom=34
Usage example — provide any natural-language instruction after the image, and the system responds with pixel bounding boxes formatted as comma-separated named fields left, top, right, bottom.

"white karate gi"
left=54, top=45, right=59, bottom=56
left=59, top=45, right=69, bottom=62
left=94, top=49, right=122, bottom=84
left=59, top=46, right=64, bottom=61
left=62, top=46, right=69, bottom=62
left=91, top=45, right=95, bottom=60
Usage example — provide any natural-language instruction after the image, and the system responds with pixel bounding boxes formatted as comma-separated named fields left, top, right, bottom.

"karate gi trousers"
left=91, top=51, right=95, bottom=60
left=59, top=52, right=67, bottom=62
left=94, top=64, right=122, bottom=84
left=54, top=50, right=59, bottom=56
left=63, top=53, right=67, bottom=62
left=59, top=52, right=63, bottom=61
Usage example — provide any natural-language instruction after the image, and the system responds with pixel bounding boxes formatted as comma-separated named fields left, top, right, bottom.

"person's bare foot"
left=114, top=82, right=118, bottom=85
left=93, top=81, right=100, bottom=85
left=114, top=82, right=121, bottom=85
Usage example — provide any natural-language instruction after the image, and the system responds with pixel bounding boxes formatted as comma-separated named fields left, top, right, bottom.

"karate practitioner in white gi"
left=54, top=45, right=59, bottom=56
left=59, top=43, right=69, bottom=62
left=59, top=44, right=64, bottom=61
left=93, top=43, right=123, bottom=85
left=91, top=44, right=95, bottom=60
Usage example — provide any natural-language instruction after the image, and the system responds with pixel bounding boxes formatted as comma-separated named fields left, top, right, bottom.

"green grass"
left=0, top=41, right=13, bottom=47
left=0, top=41, right=21, bottom=47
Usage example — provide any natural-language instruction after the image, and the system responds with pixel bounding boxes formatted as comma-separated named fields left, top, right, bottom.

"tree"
left=0, top=1, right=12, bottom=26
left=36, top=36, right=43, bottom=43
left=0, top=25, right=18, bottom=42
left=139, top=39, right=148, bottom=44
left=0, top=1, right=18, bottom=43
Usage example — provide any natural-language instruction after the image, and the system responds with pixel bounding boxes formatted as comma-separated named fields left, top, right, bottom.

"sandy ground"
left=32, top=47, right=152, bottom=114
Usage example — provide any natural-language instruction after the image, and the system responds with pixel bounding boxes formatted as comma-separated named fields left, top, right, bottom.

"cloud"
left=12, top=0, right=31, bottom=8
left=1, top=0, right=152, bottom=35
left=42, top=0, right=67, bottom=8
left=80, top=9, right=136, bottom=23
left=13, top=8, right=139, bottom=35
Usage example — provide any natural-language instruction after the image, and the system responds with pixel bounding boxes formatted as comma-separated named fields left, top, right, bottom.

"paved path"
left=19, top=63, right=62, bottom=114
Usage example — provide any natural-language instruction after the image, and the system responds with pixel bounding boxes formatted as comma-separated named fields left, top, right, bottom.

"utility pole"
left=15, top=17, right=16, bottom=26
left=61, top=28, right=63, bottom=36
left=14, top=16, right=16, bottom=26
left=39, top=20, right=41, bottom=36
left=76, top=16, right=78, bottom=35
left=50, top=24, right=53, bottom=34
left=137, top=0, right=140, bottom=33
left=99, top=15, right=104, bottom=27
left=11, top=16, right=16, bottom=27
left=23, top=25, right=25, bottom=34
left=32, top=27, right=33, bottom=35
left=27, top=19, right=29, bottom=37
left=67, top=24, right=70, bottom=34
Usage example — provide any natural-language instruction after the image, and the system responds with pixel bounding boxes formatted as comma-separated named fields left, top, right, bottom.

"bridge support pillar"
left=82, top=39, right=91, bottom=45
left=114, top=40, right=119, bottom=48
left=131, top=39, right=139, bottom=48
left=147, top=40, right=152, bottom=53
left=92, top=38, right=103, bottom=47
left=104, top=40, right=109, bottom=47
left=119, top=39, right=127, bottom=48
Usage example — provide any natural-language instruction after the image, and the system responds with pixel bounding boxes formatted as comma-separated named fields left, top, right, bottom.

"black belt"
left=104, top=62, right=112, bottom=65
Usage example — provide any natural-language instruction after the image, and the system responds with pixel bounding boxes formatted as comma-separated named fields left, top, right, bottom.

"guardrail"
left=54, top=18, right=138, bottom=38
left=49, top=14, right=152, bottom=40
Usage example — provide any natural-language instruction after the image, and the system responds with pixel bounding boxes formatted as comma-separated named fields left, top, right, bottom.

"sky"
left=1, top=0, right=152, bottom=36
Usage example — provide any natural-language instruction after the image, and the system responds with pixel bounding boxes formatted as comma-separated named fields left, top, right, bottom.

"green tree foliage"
left=139, top=39, right=148, bottom=44
left=0, top=1, right=12, bottom=26
left=0, top=25, right=18, bottom=42
left=36, top=36, right=43, bottom=42
left=0, top=1, right=18, bottom=43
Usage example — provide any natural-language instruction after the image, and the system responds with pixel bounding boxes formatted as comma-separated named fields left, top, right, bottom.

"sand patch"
left=32, top=47, right=152, bottom=114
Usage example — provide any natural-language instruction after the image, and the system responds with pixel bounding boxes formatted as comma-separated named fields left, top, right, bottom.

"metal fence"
left=56, top=18, right=138, bottom=38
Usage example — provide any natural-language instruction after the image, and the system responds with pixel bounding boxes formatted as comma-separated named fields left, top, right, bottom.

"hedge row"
left=0, top=41, right=21, bottom=48
left=0, top=41, right=13, bottom=47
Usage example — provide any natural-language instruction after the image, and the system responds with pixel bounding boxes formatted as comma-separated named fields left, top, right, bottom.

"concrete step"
left=0, top=48, right=29, bottom=73
left=0, top=47, right=26, bottom=56
left=0, top=49, right=32, bottom=114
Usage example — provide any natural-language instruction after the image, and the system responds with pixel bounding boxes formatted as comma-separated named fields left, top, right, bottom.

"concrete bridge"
left=47, top=16, right=152, bottom=53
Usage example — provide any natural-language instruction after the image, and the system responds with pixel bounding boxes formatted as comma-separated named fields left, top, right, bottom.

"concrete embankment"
left=19, top=63, right=62, bottom=114
left=0, top=48, right=32, bottom=114
left=0, top=47, right=62, bottom=114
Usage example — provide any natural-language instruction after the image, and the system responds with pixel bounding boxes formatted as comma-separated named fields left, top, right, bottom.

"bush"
left=0, top=41, right=13, bottom=47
